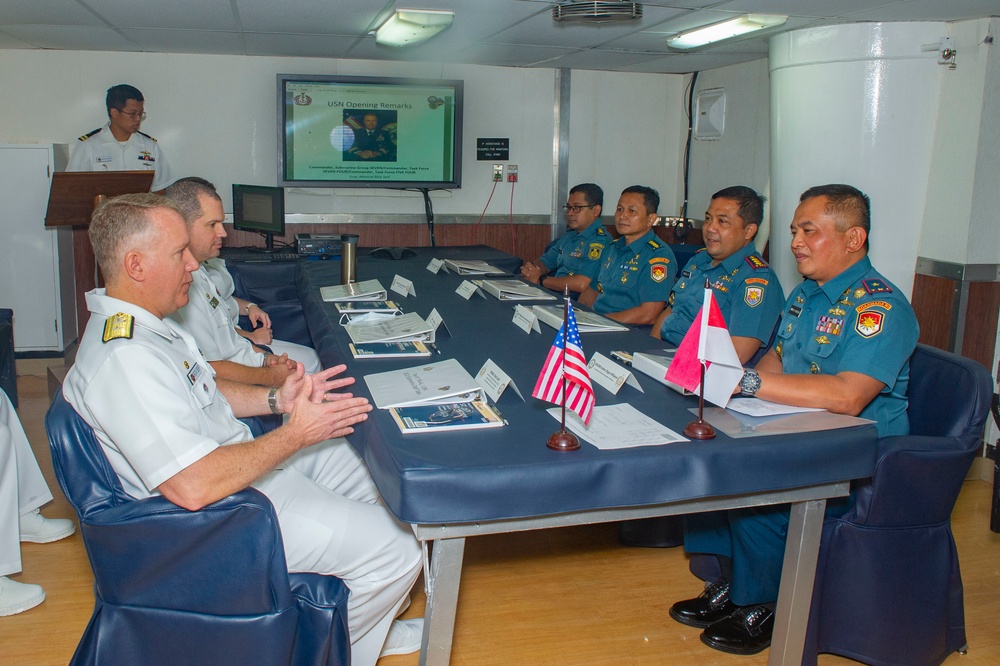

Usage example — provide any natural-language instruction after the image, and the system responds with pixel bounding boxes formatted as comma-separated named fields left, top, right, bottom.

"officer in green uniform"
left=577, top=185, right=676, bottom=326
left=671, top=184, right=919, bottom=656
left=521, top=183, right=609, bottom=293
left=652, top=186, right=784, bottom=364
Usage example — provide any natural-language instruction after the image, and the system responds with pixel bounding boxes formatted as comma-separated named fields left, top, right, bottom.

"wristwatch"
left=267, top=387, right=280, bottom=414
left=740, top=369, right=762, bottom=397
left=244, top=302, right=257, bottom=315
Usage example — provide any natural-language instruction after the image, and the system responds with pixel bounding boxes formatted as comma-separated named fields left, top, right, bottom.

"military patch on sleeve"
left=78, top=128, right=100, bottom=141
left=744, top=285, right=764, bottom=307
left=855, top=310, right=886, bottom=338
left=745, top=255, right=768, bottom=270
left=651, top=264, right=668, bottom=282
left=648, top=257, right=670, bottom=264
left=102, top=313, right=134, bottom=343
left=862, top=278, right=892, bottom=294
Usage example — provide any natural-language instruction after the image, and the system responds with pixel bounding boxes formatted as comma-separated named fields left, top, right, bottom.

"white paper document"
left=320, top=279, right=388, bottom=302
left=365, top=358, right=484, bottom=409
left=443, top=259, right=508, bottom=275
left=390, top=274, right=416, bottom=297
left=547, top=403, right=687, bottom=449
left=344, top=311, right=434, bottom=345
left=477, top=279, right=556, bottom=301
left=532, top=305, right=628, bottom=332
left=725, top=398, right=825, bottom=417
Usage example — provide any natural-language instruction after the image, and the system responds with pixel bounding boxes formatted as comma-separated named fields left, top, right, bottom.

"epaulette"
left=745, top=255, right=768, bottom=270
left=137, top=130, right=158, bottom=142
left=102, top=312, right=135, bottom=343
left=647, top=238, right=662, bottom=250
left=862, top=278, right=892, bottom=294
left=78, top=128, right=101, bottom=141
left=695, top=247, right=707, bottom=253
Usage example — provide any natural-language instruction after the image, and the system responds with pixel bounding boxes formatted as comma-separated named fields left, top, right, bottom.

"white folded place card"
left=426, top=258, right=444, bottom=274
left=425, top=307, right=452, bottom=338
left=512, top=304, right=540, bottom=334
left=455, top=280, right=485, bottom=300
left=476, top=359, right=524, bottom=402
left=391, top=274, right=416, bottom=297
left=587, top=352, right=644, bottom=395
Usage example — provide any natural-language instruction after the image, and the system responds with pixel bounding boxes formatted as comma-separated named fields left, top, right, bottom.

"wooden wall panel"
left=912, top=273, right=958, bottom=351
left=963, top=281, right=1000, bottom=371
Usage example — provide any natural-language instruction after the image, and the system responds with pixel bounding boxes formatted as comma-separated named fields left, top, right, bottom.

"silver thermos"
left=340, top=234, right=359, bottom=284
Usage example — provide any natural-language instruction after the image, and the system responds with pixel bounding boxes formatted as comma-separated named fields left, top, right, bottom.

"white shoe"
left=379, top=618, right=423, bottom=657
left=19, top=509, right=76, bottom=544
left=0, top=577, right=45, bottom=616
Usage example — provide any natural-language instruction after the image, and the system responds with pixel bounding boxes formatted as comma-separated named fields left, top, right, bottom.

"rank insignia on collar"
left=810, top=362, right=821, bottom=374
left=102, top=312, right=134, bottom=343
left=856, top=310, right=885, bottom=338
left=651, top=264, right=667, bottom=282
left=863, top=279, right=893, bottom=294
left=744, top=285, right=764, bottom=307
left=795, top=295, right=805, bottom=304
left=814, top=335, right=831, bottom=345
left=745, top=255, right=768, bottom=270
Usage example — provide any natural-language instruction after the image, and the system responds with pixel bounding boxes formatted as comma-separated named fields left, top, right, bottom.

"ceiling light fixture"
left=666, top=14, right=788, bottom=49
left=553, top=1, right=643, bottom=24
left=374, top=9, right=454, bottom=47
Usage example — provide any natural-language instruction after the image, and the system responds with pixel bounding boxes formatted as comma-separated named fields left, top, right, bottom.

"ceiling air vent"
left=552, top=1, right=643, bottom=23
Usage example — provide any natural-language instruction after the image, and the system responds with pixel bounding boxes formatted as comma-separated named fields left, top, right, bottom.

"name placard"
left=512, top=304, right=540, bottom=334
left=391, top=274, right=416, bottom=297
left=587, top=352, right=644, bottom=395
left=476, top=359, right=524, bottom=402
left=456, top=280, right=484, bottom=300
left=426, top=258, right=444, bottom=274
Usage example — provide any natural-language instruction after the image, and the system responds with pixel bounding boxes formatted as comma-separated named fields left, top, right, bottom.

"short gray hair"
left=89, top=193, right=183, bottom=282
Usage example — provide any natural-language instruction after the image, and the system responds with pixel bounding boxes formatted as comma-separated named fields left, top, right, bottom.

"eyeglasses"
left=562, top=204, right=596, bottom=213
left=116, top=109, right=147, bottom=121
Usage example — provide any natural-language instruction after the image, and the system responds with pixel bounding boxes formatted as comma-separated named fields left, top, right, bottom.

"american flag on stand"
left=532, top=302, right=595, bottom=424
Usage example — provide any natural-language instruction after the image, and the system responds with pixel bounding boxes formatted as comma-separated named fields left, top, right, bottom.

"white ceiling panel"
left=0, top=0, right=105, bottom=26
left=83, top=0, right=238, bottom=31
left=0, top=0, right=996, bottom=74
left=2, top=24, right=140, bottom=51
left=120, top=29, right=247, bottom=56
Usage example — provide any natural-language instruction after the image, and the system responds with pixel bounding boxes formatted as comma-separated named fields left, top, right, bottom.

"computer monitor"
left=232, top=184, right=285, bottom=250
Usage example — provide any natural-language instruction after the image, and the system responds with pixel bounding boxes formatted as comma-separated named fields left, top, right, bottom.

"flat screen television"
left=278, top=74, right=463, bottom=189
left=232, top=184, right=285, bottom=250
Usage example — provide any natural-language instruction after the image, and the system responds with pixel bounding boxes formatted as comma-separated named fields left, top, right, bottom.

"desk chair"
left=687, top=345, right=991, bottom=665
left=45, top=389, right=351, bottom=666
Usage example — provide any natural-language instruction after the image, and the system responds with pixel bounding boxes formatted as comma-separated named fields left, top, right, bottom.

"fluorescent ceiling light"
left=375, top=9, right=454, bottom=47
left=666, top=14, right=787, bottom=50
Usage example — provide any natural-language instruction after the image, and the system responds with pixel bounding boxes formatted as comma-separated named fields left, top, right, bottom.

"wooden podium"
left=44, top=171, right=155, bottom=333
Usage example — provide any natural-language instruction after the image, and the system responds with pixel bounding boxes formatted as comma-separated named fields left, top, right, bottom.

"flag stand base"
left=547, top=429, right=580, bottom=451
left=683, top=419, right=716, bottom=440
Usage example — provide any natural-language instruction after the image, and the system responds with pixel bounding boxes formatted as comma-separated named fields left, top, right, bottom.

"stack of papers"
left=532, top=305, right=628, bottom=332
left=364, top=358, right=484, bottom=409
left=335, top=300, right=401, bottom=314
left=477, top=279, right=556, bottom=301
left=442, top=259, right=507, bottom=275
left=320, top=279, right=388, bottom=302
left=344, top=312, right=434, bottom=345
left=390, top=400, right=507, bottom=434
left=547, top=403, right=687, bottom=449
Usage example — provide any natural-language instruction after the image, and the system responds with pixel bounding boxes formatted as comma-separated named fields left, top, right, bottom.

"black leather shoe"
left=700, top=604, right=774, bottom=655
left=668, top=579, right=737, bottom=628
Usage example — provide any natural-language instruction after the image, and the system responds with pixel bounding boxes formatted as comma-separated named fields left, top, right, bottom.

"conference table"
left=293, top=246, right=878, bottom=666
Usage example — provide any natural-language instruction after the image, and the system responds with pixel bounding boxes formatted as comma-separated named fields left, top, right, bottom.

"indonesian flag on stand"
left=665, top=286, right=744, bottom=408
left=532, top=302, right=595, bottom=424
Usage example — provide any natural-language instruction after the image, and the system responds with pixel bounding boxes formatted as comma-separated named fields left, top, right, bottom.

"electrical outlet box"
left=507, top=164, right=518, bottom=183
left=492, top=164, right=504, bottom=182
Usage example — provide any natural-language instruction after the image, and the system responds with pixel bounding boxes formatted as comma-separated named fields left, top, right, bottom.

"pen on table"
left=428, top=342, right=442, bottom=355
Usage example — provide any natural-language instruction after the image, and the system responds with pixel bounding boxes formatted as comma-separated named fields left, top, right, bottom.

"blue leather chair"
left=801, top=344, right=992, bottom=665
left=45, top=388, right=352, bottom=666
left=687, top=344, right=992, bottom=665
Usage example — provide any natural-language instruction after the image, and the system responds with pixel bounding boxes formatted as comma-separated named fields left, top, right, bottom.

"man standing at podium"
left=67, top=84, right=173, bottom=192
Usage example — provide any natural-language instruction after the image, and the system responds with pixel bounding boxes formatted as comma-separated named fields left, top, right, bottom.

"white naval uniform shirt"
left=66, top=123, right=173, bottom=191
left=204, top=258, right=240, bottom=326
left=168, top=266, right=265, bottom=368
left=63, top=290, right=249, bottom=498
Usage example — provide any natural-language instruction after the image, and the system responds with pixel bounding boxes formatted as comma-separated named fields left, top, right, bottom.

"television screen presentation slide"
left=283, top=79, right=458, bottom=185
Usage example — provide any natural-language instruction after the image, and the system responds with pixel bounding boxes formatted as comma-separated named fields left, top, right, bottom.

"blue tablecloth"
left=297, top=247, right=877, bottom=525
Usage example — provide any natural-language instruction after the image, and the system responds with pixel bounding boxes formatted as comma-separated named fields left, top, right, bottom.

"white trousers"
left=255, top=437, right=421, bottom=666
left=268, top=338, right=323, bottom=375
left=0, top=390, right=53, bottom=576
